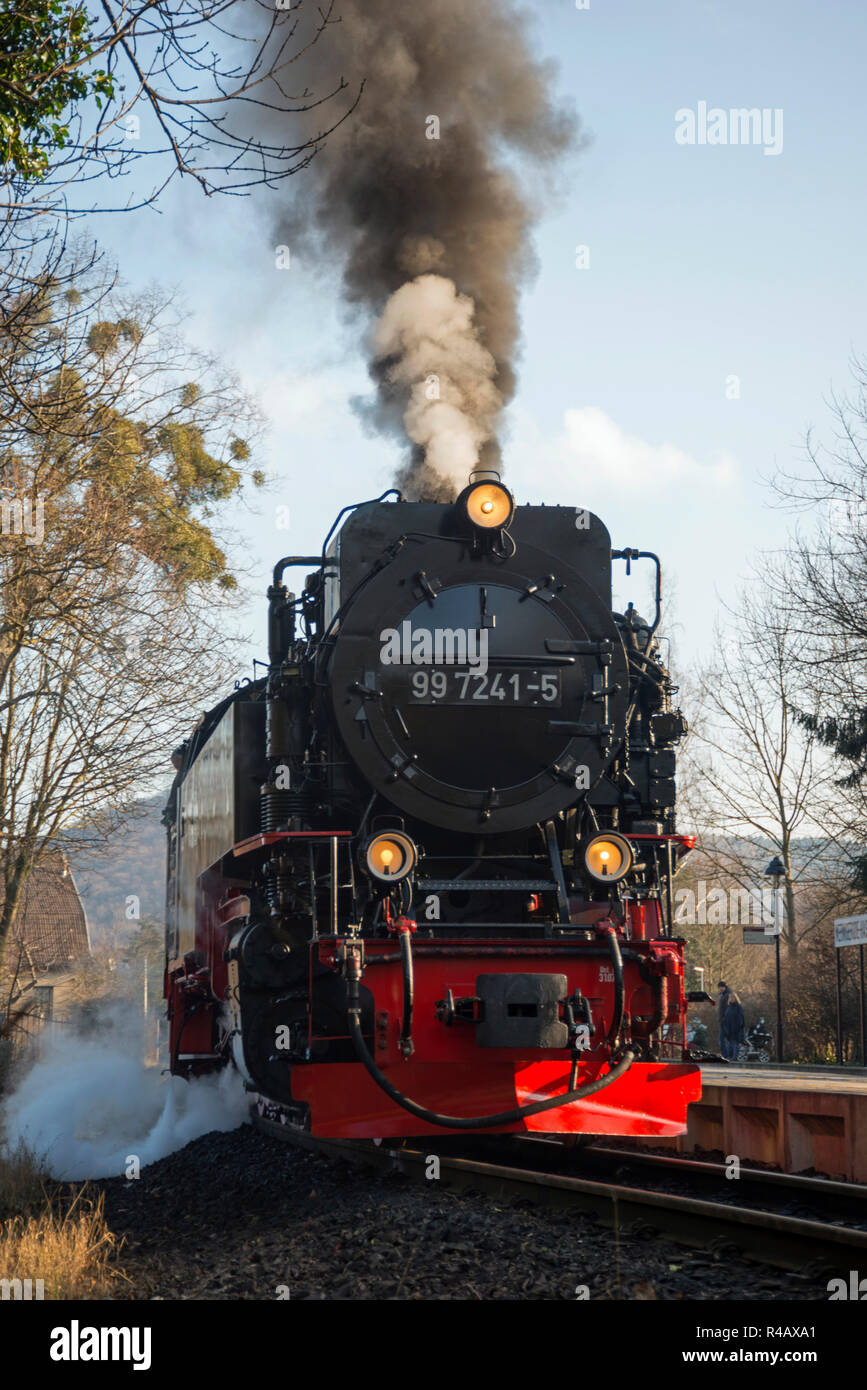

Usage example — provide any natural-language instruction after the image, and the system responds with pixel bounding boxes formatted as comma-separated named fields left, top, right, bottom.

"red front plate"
left=291, top=1059, right=701, bottom=1139
left=294, top=936, right=701, bottom=1137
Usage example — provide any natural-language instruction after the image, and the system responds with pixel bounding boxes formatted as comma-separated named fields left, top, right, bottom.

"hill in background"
left=67, top=792, right=170, bottom=947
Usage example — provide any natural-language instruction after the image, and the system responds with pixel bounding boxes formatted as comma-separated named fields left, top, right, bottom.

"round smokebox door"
left=330, top=556, right=628, bottom=835
left=379, top=584, right=581, bottom=787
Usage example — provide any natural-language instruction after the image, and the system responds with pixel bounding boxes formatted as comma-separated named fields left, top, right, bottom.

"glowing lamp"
left=362, top=831, right=417, bottom=883
left=583, top=832, right=633, bottom=884
left=464, top=481, right=514, bottom=530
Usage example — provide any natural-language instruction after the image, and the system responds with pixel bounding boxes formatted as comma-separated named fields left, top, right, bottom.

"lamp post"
left=835, top=942, right=844, bottom=1064
left=765, top=857, right=784, bottom=1063
left=855, top=945, right=861, bottom=1061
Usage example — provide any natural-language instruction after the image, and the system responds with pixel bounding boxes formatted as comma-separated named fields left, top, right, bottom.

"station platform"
left=652, top=1064, right=867, bottom=1181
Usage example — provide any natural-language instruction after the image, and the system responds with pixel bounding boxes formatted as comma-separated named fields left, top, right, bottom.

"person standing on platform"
left=722, top=990, right=746, bottom=1061
left=716, top=981, right=731, bottom=1056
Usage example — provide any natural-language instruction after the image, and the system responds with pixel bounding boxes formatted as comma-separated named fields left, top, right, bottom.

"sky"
left=87, top=0, right=867, bottom=678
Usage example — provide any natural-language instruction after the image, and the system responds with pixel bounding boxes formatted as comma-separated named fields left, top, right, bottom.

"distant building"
left=1, top=852, right=91, bottom=1039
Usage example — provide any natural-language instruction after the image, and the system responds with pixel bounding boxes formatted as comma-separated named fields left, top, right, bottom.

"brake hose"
left=344, top=927, right=634, bottom=1129
left=603, top=926, right=625, bottom=1047
left=398, top=926, right=414, bottom=1058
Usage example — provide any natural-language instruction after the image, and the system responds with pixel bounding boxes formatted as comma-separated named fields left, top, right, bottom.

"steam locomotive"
left=163, top=478, right=701, bottom=1137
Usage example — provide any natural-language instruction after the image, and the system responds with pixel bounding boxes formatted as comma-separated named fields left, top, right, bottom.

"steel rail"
left=573, top=1143, right=867, bottom=1202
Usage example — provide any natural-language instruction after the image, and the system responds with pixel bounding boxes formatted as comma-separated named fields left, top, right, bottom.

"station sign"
left=743, top=928, right=776, bottom=945
left=834, top=915, right=867, bottom=948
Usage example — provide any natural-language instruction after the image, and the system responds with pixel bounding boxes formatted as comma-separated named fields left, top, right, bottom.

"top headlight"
left=463, top=480, right=514, bottom=530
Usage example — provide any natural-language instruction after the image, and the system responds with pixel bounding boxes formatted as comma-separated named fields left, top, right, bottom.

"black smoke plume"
left=277, top=2, right=578, bottom=499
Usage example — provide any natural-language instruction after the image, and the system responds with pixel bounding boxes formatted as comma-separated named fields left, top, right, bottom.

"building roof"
left=4, top=852, right=91, bottom=976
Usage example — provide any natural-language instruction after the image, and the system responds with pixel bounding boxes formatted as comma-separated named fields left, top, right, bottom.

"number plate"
left=405, top=668, right=562, bottom=706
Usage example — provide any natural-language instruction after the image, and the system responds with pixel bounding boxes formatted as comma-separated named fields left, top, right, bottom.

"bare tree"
left=0, top=245, right=263, bottom=961
left=771, top=358, right=867, bottom=666
left=1, top=1, right=357, bottom=220
left=0, top=939, right=41, bottom=1043
left=681, top=586, right=846, bottom=959
left=768, top=357, right=867, bottom=892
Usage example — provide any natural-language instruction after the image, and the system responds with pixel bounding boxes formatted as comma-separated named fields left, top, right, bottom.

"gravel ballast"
left=92, top=1125, right=833, bottom=1301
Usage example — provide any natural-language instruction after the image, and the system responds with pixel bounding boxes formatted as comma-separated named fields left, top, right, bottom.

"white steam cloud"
left=372, top=274, right=503, bottom=492
left=1, top=1015, right=249, bottom=1181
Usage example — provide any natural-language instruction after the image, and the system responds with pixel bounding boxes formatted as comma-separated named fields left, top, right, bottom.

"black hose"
left=346, top=990, right=634, bottom=1130
left=644, top=973, right=667, bottom=1039
left=171, top=1005, right=197, bottom=1073
left=605, top=929, right=625, bottom=1048
left=399, top=930, right=414, bottom=1057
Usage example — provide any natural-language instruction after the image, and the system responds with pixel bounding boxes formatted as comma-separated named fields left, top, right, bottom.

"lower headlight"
left=583, top=832, right=633, bottom=884
left=362, top=831, right=417, bottom=883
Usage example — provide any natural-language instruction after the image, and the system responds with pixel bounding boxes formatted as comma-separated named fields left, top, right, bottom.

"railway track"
left=573, top=1142, right=867, bottom=1201
left=253, top=1104, right=867, bottom=1275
